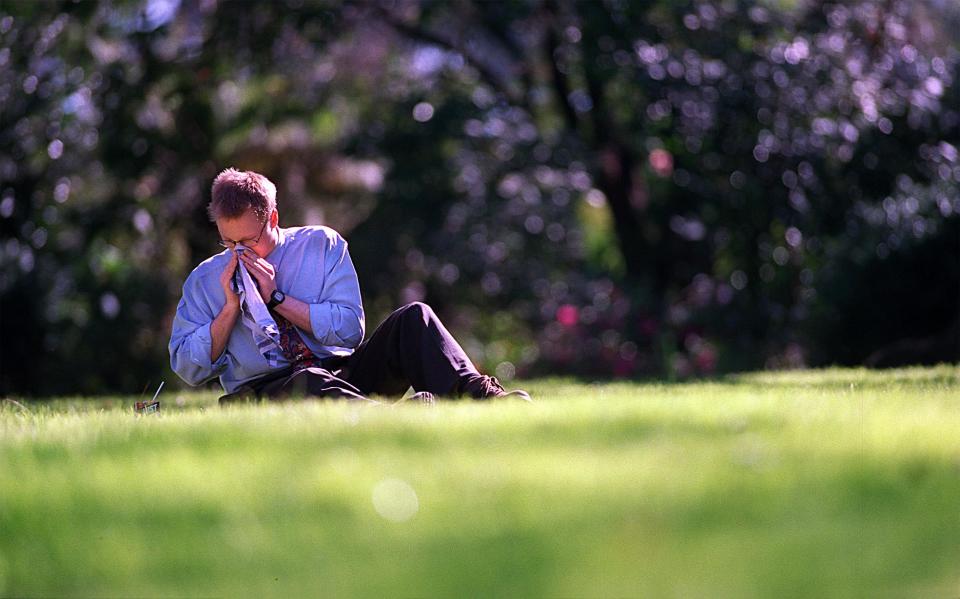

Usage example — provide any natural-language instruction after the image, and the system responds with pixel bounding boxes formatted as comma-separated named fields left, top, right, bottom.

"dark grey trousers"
left=219, top=302, right=480, bottom=403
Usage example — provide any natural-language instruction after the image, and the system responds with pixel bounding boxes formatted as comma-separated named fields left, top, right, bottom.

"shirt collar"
left=265, top=226, right=286, bottom=262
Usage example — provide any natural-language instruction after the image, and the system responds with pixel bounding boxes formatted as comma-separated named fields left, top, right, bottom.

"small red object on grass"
left=135, top=381, right=164, bottom=415
left=134, top=400, right=160, bottom=414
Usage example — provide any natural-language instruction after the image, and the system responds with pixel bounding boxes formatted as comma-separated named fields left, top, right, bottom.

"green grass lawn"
left=1, top=366, right=958, bottom=598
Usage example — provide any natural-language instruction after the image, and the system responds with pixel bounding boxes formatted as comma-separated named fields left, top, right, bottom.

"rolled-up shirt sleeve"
left=169, top=276, right=230, bottom=386
left=308, top=235, right=365, bottom=349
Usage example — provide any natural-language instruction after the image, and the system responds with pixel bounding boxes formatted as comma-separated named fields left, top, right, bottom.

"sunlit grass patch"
left=1, top=365, right=958, bottom=597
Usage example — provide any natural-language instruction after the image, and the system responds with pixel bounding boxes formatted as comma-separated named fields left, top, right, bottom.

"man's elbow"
left=179, top=370, right=208, bottom=387
left=342, top=317, right=364, bottom=348
left=170, top=353, right=210, bottom=387
left=315, top=304, right=364, bottom=348
left=337, top=309, right=364, bottom=348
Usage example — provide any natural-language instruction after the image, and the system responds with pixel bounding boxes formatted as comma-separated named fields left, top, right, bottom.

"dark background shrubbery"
left=1, top=0, right=957, bottom=396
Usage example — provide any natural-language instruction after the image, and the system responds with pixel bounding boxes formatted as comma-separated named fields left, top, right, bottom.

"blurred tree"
left=0, top=0, right=957, bottom=396
left=364, top=0, right=960, bottom=375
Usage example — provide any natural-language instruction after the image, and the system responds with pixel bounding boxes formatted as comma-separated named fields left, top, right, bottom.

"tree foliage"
left=1, top=0, right=957, bottom=395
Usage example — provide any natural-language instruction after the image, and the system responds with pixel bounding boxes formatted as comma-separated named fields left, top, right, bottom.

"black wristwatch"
left=267, top=289, right=286, bottom=309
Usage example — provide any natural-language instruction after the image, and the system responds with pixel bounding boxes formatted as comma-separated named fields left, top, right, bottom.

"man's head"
left=208, top=168, right=277, bottom=222
left=210, top=168, right=280, bottom=258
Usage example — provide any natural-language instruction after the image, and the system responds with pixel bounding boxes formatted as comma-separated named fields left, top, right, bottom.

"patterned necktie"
left=274, top=313, right=323, bottom=369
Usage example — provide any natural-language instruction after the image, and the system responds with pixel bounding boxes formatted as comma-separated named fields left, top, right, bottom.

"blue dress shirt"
left=169, top=226, right=365, bottom=393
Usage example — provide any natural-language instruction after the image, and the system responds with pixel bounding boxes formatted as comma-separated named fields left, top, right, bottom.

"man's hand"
left=238, top=250, right=277, bottom=298
left=219, top=251, right=240, bottom=310
left=212, top=251, right=241, bottom=362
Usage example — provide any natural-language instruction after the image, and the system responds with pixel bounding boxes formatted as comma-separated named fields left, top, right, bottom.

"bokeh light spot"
left=47, top=139, right=64, bottom=160
left=413, top=102, right=434, bottom=122
left=557, top=304, right=579, bottom=327
left=371, top=478, right=419, bottom=523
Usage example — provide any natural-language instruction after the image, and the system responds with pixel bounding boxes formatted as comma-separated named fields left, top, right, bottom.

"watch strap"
left=267, top=290, right=285, bottom=309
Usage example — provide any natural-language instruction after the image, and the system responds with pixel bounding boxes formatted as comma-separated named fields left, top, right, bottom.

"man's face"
left=216, top=209, right=274, bottom=258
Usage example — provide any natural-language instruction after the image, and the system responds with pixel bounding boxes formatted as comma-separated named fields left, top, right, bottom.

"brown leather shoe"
left=461, top=375, right=532, bottom=401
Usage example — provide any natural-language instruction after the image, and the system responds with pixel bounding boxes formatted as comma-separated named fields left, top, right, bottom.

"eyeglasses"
left=218, top=219, right=267, bottom=249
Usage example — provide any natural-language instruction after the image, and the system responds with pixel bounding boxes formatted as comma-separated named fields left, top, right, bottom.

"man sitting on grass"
left=169, top=168, right=530, bottom=404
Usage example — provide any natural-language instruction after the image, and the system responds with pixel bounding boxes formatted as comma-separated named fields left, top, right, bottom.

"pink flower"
left=649, top=149, right=674, bottom=177
left=556, top=304, right=579, bottom=327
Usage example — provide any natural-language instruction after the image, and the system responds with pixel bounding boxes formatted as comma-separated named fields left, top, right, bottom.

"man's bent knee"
left=396, top=301, right=435, bottom=322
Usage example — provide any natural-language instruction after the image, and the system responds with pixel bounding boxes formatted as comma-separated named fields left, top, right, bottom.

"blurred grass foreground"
left=1, top=365, right=959, bottom=597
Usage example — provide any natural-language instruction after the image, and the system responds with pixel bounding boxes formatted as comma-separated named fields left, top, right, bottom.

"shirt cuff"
left=309, top=302, right=331, bottom=344
left=192, top=321, right=229, bottom=369
left=309, top=302, right=361, bottom=347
